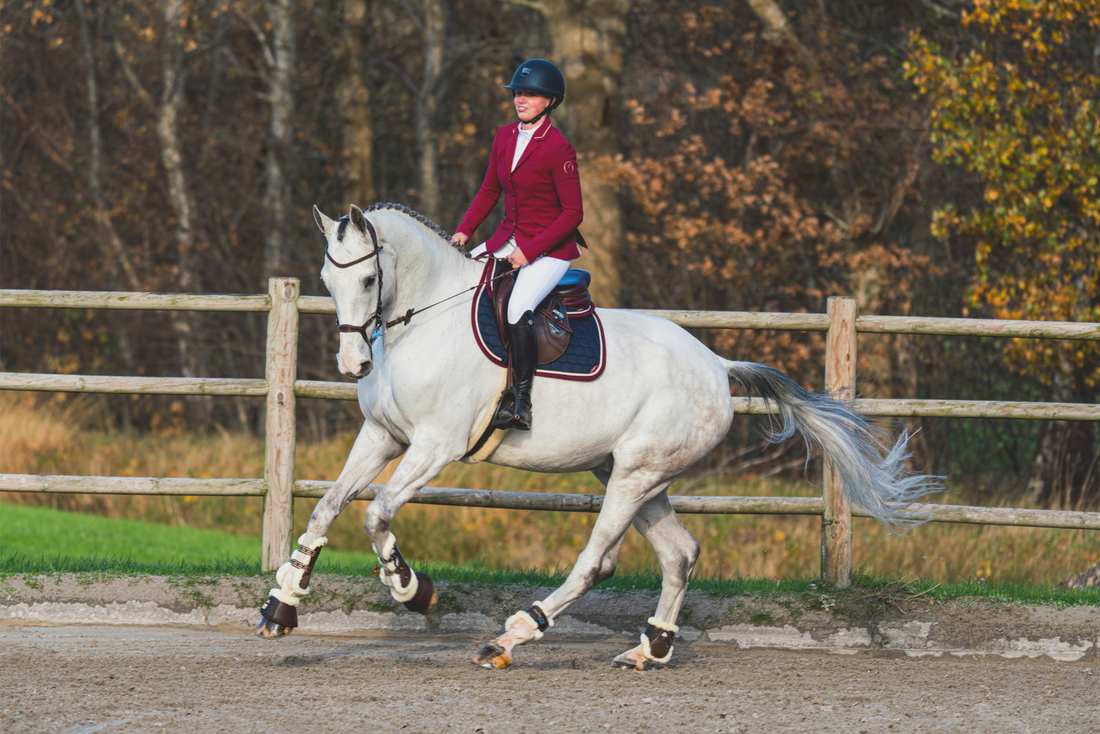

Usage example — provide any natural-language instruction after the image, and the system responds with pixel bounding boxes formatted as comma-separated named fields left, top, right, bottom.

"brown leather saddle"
left=492, top=268, right=593, bottom=365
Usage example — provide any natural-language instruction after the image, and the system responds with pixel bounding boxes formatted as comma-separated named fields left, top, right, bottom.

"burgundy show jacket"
left=455, top=118, right=585, bottom=262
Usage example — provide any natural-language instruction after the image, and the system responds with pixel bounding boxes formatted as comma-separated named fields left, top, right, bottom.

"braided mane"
left=363, top=202, right=453, bottom=244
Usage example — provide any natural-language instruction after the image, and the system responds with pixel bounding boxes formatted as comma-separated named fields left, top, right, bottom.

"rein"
left=327, top=217, right=512, bottom=345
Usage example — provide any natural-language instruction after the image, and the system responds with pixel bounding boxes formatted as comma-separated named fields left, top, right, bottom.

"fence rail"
left=5, top=372, right=1098, bottom=421
left=5, top=474, right=1097, bottom=530
left=2, top=283, right=1097, bottom=584
left=6, top=289, right=1098, bottom=340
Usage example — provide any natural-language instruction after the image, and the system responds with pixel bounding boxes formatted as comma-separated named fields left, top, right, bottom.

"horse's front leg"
left=256, top=423, right=403, bottom=639
left=363, top=438, right=465, bottom=614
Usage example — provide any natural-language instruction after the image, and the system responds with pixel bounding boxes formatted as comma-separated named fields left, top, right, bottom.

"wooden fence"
left=2, top=279, right=1098, bottom=585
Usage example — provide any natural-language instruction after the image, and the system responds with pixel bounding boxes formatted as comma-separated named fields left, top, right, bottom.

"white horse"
left=256, top=203, right=939, bottom=670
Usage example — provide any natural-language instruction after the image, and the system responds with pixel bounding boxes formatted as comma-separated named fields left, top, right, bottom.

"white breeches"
left=470, top=237, right=571, bottom=324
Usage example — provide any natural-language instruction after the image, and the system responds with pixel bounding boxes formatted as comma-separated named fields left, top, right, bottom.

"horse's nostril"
left=358, top=360, right=372, bottom=377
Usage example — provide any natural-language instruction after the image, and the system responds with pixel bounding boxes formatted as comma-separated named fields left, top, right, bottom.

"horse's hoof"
left=258, top=594, right=298, bottom=629
left=402, top=572, right=437, bottom=614
left=612, top=651, right=646, bottom=671
left=472, top=643, right=512, bottom=669
left=255, top=617, right=293, bottom=640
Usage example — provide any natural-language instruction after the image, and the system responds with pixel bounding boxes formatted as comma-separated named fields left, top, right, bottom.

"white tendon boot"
left=257, top=532, right=327, bottom=638
left=373, top=532, right=419, bottom=603
left=276, top=532, right=328, bottom=596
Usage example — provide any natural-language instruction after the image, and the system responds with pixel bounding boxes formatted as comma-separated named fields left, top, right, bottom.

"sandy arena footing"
left=2, top=573, right=1097, bottom=662
left=1, top=624, right=1097, bottom=733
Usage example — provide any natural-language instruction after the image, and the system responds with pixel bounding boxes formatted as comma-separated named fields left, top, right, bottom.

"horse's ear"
left=313, top=205, right=337, bottom=237
left=349, top=205, right=369, bottom=237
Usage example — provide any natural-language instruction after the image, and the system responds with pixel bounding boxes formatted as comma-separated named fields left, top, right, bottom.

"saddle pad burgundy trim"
left=471, top=261, right=606, bottom=381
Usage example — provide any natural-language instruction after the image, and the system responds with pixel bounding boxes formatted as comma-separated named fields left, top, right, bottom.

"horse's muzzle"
left=339, top=357, right=372, bottom=380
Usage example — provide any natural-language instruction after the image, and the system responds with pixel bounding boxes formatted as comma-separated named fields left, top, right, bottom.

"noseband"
left=326, top=217, right=385, bottom=344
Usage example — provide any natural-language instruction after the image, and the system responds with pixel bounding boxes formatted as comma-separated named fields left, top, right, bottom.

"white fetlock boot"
left=373, top=532, right=437, bottom=614
left=257, top=533, right=328, bottom=638
left=473, top=601, right=553, bottom=669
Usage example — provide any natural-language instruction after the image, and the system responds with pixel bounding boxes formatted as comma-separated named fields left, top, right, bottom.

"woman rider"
left=451, top=59, right=585, bottom=431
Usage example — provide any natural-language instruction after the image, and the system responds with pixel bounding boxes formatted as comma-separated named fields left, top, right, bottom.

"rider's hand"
left=451, top=232, right=469, bottom=248
left=508, top=249, right=529, bottom=269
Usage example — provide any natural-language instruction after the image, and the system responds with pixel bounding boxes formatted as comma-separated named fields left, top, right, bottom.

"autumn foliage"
left=907, top=0, right=1100, bottom=387
left=608, top=4, right=937, bottom=383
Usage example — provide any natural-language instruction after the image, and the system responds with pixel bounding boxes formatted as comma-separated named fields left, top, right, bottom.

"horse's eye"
left=363, top=275, right=376, bottom=289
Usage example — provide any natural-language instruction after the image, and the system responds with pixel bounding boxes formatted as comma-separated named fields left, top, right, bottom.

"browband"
left=325, top=218, right=380, bottom=268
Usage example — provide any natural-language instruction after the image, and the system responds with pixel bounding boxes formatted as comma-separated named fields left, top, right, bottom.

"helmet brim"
left=503, top=83, right=561, bottom=96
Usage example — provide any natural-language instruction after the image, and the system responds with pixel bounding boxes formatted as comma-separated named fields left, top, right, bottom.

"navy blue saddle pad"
left=471, top=259, right=606, bottom=381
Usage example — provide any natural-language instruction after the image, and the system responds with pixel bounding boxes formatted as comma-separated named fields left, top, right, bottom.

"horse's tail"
left=720, top=359, right=942, bottom=533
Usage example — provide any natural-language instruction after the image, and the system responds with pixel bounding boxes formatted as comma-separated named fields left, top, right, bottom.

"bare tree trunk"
left=744, top=0, right=819, bottom=78
left=524, top=0, right=629, bottom=308
left=157, top=0, right=208, bottom=425
left=336, top=0, right=375, bottom=207
left=1027, top=370, right=1096, bottom=507
left=263, top=0, right=297, bottom=284
left=159, top=2, right=196, bottom=297
left=854, top=266, right=893, bottom=399
left=76, top=0, right=141, bottom=292
left=416, top=0, right=445, bottom=221
left=77, top=0, right=141, bottom=431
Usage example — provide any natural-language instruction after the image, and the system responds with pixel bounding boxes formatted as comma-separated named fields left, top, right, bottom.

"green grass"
left=0, top=502, right=379, bottom=568
left=3, top=503, right=1098, bottom=606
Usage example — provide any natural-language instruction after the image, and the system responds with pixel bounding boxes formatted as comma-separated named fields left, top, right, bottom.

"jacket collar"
left=510, top=117, right=553, bottom=174
left=512, top=116, right=553, bottom=140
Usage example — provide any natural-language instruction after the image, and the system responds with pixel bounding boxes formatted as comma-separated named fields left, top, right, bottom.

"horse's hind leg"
left=473, top=469, right=669, bottom=669
left=612, top=491, right=699, bottom=670
left=256, top=423, right=402, bottom=639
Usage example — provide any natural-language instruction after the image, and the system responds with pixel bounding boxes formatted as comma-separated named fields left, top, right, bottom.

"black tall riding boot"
left=495, top=311, right=537, bottom=431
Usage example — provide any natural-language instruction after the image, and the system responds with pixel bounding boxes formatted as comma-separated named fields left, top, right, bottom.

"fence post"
left=821, top=296, right=857, bottom=587
left=262, top=277, right=300, bottom=571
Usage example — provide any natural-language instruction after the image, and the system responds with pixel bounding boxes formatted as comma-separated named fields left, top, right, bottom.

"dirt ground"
left=1, top=626, right=1096, bottom=734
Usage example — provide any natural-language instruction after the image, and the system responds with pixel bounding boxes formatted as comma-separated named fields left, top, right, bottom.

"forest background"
left=2, top=0, right=1098, bottom=544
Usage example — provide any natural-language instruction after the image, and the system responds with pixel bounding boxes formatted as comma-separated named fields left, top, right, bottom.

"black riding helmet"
left=504, top=59, right=565, bottom=124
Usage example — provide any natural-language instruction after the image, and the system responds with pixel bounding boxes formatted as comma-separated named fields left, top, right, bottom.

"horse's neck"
left=386, top=221, right=482, bottom=323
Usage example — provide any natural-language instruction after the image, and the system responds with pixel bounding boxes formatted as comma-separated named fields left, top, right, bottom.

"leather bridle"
left=325, top=217, right=386, bottom=345
left=325, top=215, right=521, bottom=349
